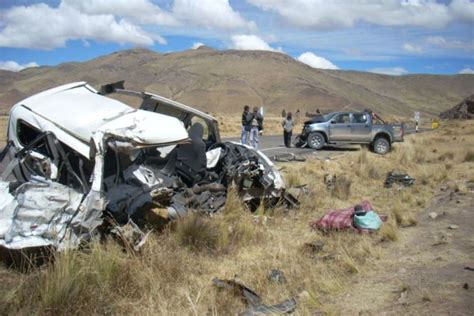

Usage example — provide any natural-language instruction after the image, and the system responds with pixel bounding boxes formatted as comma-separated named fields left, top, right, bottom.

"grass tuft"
left=464, top=150, right=474, bottom=162
left=332, top=175, right=352, bottom=200
left=379, top=220, right=399, bottom=242
left=174, top=213, right=223, bottom=253
left=38, top=251, right=86, bottom=313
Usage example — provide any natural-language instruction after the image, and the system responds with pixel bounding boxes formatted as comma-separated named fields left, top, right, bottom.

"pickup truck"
left=295, top=111, right=404, bottom=154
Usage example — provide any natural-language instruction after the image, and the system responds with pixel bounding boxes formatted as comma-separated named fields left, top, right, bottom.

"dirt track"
left=327, top=185, right=474, bottom=314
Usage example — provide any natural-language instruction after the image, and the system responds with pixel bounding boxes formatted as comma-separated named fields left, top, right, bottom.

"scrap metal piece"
left=267, top=269, right=287, bottom=284
left=212, top=277, right=297, bottom=315
left=241, top=298, right=297, bottom=316
left=271, top=153, right=306, bottom=163
left=384, top=170, right=415, bottom=188
left=282, top=191, right=300, bottom=209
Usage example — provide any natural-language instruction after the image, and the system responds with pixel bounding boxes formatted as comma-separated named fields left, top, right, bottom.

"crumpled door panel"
left=0, top=180, right=84, bottom=250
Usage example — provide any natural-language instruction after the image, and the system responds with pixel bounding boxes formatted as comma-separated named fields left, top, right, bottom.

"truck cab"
left=297, top=111, right=404, bottom=154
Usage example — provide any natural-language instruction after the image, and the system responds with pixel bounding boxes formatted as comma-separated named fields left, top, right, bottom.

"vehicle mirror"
left=330, top=120, right=336, bottom=124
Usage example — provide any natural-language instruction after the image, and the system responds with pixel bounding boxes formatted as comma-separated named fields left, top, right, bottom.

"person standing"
left=241, top=105, right=251, bottom=145
left=282, top=112, right=294, bottom=148
left=249, top=106, right=263, bottom=149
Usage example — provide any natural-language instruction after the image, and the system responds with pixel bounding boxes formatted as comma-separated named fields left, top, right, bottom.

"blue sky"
left=0, top=0, right=473, bottom=75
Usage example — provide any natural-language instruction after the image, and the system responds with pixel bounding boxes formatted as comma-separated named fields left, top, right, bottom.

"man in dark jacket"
left=241, top=105, right=251, bottom=145
left=176, top=123, right=207, bottom=186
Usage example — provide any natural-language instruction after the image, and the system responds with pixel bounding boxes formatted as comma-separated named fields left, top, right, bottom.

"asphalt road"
left=224, top=126, right=426, bottom=160
left=223, top=134, right=360, bottom=159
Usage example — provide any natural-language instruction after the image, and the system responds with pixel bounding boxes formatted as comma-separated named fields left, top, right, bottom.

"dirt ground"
left=327, top=184, right=474, bottom=315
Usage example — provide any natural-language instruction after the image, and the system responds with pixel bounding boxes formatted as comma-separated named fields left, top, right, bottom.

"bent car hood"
left=98, top=109, right=188, bottom=146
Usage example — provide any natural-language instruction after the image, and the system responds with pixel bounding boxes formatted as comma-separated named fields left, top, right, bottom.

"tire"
left=372, top=137, right=390, bottom=155
left=307, top=132, right=325, bottom=150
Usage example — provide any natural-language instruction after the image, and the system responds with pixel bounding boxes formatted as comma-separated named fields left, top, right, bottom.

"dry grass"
left=1, top=120, right=473, bottom=315
left=0, top=115, right=7, bottom=144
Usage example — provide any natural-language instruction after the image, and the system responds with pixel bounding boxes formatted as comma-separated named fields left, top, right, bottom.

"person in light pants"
left=241, top=105, right=251, bottom=145
left=282, top=112, right=294, bottom=148
left=249, top=106, right=263, bottom=149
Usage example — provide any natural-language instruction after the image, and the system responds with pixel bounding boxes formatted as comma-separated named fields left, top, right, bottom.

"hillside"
left=0, top=47, right=473, bottom=117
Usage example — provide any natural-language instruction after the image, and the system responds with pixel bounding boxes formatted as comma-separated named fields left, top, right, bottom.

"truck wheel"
left=308, top=132, right=325, bottom=150
left=373, top=137, right=390, bottom=155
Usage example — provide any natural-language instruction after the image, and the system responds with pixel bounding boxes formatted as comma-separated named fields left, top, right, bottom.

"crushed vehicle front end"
left=294, top=113, right=335, bottom=147
left=0, top=84, right=190, bottom=251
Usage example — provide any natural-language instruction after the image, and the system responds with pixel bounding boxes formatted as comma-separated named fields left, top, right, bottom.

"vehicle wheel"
left=307, top=132, right=325, bottom=150
left=372, top=137, right=390, bottom=155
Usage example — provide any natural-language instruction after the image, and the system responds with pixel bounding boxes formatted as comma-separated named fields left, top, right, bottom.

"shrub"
left=464, top=151, right=474, bottom=162
left=174, top=213, right=225, bottom=253
left=332, top=175, right=352, bottom=200
left=438, top=152, right=454, bottom=161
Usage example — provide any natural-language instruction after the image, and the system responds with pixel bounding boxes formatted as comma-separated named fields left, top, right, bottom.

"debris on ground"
left=448, top=224, right=459, bottom=230
left=431, top=231, right=451, bottom=246
left=384, top=170, right=415, bottom=188
left=324, top=174, right=336, bottom=190
left=428, top=212, right=438, bottom=219
left=439, top=94, right=474, bottom=120
left=286, top=184, right=309, bottom=200
left=310, top=200, right=387, bottom=233
left=397, top=288, right=409, bottom=305
left=271, top=153, right=306, bottom=162
left=267, top=269, right=287, bottom=284
left=212, top=277, right=297, bottom=315
left=303, top=240, right=325, bottom=255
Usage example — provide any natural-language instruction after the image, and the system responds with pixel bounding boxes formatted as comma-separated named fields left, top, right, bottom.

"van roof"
left=13, top=82, right=188, bottom=146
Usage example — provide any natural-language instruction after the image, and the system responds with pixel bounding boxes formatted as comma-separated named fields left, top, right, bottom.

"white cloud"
left=297, top=52, right=338, bottom=70
left=192, top=42, right=205, bottom=49
left=247, top=0, right=474, bottom=29
left=403, top=43, right=423, bottom=54
left=64, top=0, right=179, bottom=26
left=172, top=0, right=256, bottom=30
left=231, top=34, right=279, bottom=51
left=459, top=67, right=474, bottom=74
left=0, top=2, right=159, bottom=49
left=426, top=36, right=474, bottom=51
left=0, top=0, right=257, bottom=50
left=0, top=60, right=38, bottom=72
left=368, top=67, right=408, bottom=76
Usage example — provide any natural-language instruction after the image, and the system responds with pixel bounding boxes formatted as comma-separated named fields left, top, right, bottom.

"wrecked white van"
left=0, top=82, right=289, bottom=251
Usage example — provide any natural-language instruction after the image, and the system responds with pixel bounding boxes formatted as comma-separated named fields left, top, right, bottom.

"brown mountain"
left=0, top=47, right=473, bottom=118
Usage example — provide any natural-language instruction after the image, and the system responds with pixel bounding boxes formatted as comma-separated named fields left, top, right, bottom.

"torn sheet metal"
left=384, top=170, right=415, bottom=188
left=271, top=153, right=306, bottom=163
left=212, top=277, right=297, bottom=315
left=0, top=180, right=84, bottom=250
